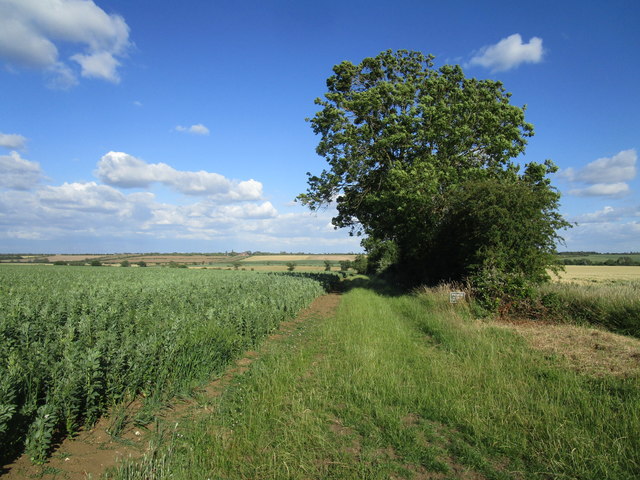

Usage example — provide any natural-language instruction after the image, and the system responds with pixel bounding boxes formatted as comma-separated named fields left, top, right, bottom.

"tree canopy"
left=298, top=50, right=570, bottom=289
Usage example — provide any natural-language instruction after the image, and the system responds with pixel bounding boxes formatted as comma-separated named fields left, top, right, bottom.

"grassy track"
left=108, top=280, right=640, bottom=479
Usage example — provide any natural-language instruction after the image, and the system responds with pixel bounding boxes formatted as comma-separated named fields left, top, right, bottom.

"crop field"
left=558, top=253, right=640, bottom=264
left=551, top=265, right=640, bottom=283
left=0, top=265, right=332, bottom=466
left=245, top=254, right=356, bottom=262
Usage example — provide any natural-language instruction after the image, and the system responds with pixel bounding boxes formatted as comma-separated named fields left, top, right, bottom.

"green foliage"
left=298, top=49, right=569, bottom=294
left=353, top=254, right=368, bottom=274
left=323, top=260, right=332, bottom=271
left=90, top=259, right=102, bottom=267
left=120, top=260, right=130, bottom=267
left=137, top=261, right=147, bottom=267
left=561, top=255, right=640, bottom=266
left=0, top=266, right=327, bottom=463
left=286, top=262, right=296, bottom=271
left=361, top=237, right=398, bottom=275
left=339, top=260, right=352, bottom=271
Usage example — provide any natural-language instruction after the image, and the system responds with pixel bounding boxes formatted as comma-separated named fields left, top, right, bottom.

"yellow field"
left=246, top=254, right=357, bottom=262
left=551, top=266, right=640, bottom=283
left=46, top=254, right=105, bottom=262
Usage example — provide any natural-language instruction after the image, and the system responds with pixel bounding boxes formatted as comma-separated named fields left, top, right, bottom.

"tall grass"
left=538, top=280, right=640, bottom=338
left=108, top=280, right=640, bottom=479
left=0, top=266, right=330, bottom=464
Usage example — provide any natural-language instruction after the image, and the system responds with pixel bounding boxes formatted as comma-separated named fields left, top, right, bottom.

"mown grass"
left=108, top=279, right=640, bottom=479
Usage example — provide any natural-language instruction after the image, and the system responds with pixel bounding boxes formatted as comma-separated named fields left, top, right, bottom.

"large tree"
left=298, top=50, right=569, bottom=286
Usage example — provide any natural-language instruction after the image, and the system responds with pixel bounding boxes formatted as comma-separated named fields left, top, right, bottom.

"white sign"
left=449, top=291, right=466, bottom=304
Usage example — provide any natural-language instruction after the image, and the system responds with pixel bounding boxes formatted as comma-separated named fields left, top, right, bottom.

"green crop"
left=0, top=266, right=331, bottom=463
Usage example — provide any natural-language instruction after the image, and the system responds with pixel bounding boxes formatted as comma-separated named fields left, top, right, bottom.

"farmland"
left=105, top=279, right=639, bottom=480
left=2, top=264, right=639, bottom=479
left=0, top=253, right=358, bottom=271
left=551, top=265, right=640, bottom=283
left=0, top=265, right=333, bottom=467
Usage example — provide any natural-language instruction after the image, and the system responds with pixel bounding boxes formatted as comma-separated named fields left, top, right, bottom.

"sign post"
left=449, top=291, right=466, bottom=304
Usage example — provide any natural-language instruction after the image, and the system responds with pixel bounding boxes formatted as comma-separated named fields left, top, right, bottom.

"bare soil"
left=0, top=293, right=341, bottom=480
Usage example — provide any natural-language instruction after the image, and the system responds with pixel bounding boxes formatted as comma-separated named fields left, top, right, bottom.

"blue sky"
left=1, top=0, right=638, bottom=254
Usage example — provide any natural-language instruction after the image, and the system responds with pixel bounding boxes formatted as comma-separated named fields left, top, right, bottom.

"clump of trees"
left=298, top=50, right=570, bottom=307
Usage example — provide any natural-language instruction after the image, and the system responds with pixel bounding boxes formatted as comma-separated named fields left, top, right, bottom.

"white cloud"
left=45, top=61, right=78, bottom=89
left=0, top=148, right=360, bottom=252
left=95, top=151, right=263, bottom=201
left=0, top=0, right=131, bottom=85
left=562, top=221, right=640, bottom=253
left=561, top=149, right=636, bottom=184
left=218, top=201, right=278, bottom=219
left=573, top=206, right=621, bottom=224
left=38, top=182, right=132, bottom=213
left=71, top=50, right=121, bottom=83
left=562, top=149, right=637, bottom=197
left=175, top=124, right=210, bottom=135
left=0, top=150, right=43, bottom=189
left=569, top=183, right=630, bottom=197
left=0, top=132, right=27, bottom=149
left=469, top=33, right=544, bottom=72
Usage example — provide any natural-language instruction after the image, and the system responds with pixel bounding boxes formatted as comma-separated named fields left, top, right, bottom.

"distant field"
left=246, top=254, right=356, bottom=262
left=557, top=253, right=640, bottom=265
left=46, top=254, right=105, bottom=262
left=551, top=265, right=640, bottom=283
left=111, top=255, right=232, bottom=264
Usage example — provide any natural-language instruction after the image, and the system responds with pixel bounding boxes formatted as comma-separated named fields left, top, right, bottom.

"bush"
left=339, top=260, right=352, bottom=272
left=353, top=255, right=368, bottom=274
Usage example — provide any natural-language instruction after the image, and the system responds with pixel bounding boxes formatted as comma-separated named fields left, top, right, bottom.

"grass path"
left=107, top=280, right=640, bottom=480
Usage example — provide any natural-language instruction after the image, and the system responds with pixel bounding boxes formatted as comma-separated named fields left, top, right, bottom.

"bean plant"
left=0, top=266, right=331, bottom=463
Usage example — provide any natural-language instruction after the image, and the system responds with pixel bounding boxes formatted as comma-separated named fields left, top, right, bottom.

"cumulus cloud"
left=218, top=202, right=278, bottom=219
left=0, top=0, right=131, bottom=85
left=0, top=148, right=360, bottom=252
left=175, top=124, right=210, bottom=135
left=562, top=149, right=636, bottom=197
left=0, top=150, right=43, bottom=189
left=71, top=50, right=121, bottom=82
left=469, top=33, right=544, bottom=72
left=95, top=151, right=262, bottom=201
left=569, top=183, right=630, bottom=197
left=562, top=221, right=640, bottom=253
left=573, top=206, right=622, bottom=224
left=561, top=149, right=636, bottom=184
left=38, top=182, right=132, bottom=213
left=0, top=132, right=27, bottom=149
